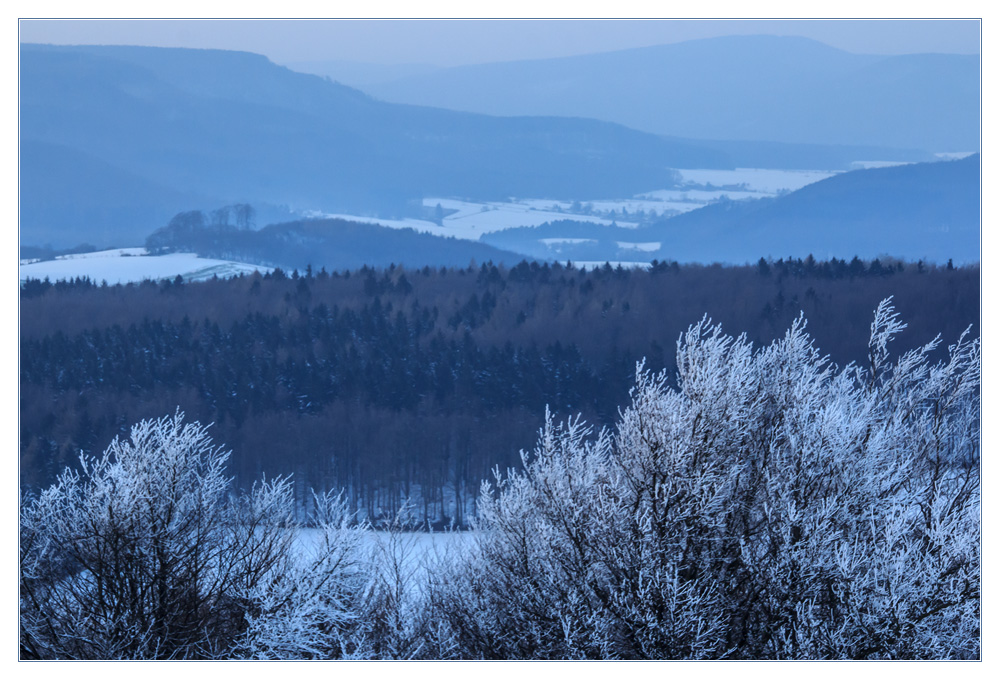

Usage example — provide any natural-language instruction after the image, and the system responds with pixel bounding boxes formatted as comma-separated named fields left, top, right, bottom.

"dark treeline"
left=20, top=257, right=979, bottom=525
left=145, top=214, right=529, bottom=271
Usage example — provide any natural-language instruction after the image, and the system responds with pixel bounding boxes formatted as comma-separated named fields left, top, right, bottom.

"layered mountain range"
left=21, top=43, right=725, bottom=248
left=361, top=35, right=980, bottom=152
left=19, top=38, right=980, bottom=265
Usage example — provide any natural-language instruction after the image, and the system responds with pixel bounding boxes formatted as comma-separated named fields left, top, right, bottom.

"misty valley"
left=18, top=27, right=981, bottom=660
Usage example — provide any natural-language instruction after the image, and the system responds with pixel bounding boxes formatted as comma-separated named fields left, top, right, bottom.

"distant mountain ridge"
left=365, top=35, right=980, bottom=152
left=20, top=43, right=731, bottom=249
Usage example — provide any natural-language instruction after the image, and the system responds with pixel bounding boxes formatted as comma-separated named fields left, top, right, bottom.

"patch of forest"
left=20, top=257, right=980, bottom=526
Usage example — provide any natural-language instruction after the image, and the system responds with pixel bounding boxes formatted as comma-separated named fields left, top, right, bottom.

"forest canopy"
left=20, top=258, right=979, bottom=526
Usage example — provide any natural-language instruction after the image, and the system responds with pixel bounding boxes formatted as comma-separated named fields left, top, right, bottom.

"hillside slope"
left=20, top=43, right=730, bottom=248
left=367, top=35, right=980, bottom=152
left=653, top=155, right=981, bottom=263
left=481, top=156, right=980, bottom=264
left=147, top=216, right=534, bottom=271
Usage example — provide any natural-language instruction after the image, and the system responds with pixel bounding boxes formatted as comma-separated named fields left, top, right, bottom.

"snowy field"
left=313, top=202, right=632, bottom=243
left=616, top=241, right=661, bottom=252
left=306, top=212, right=456, bottom=237
left=424, top=198, right=636, bottom=230
left=18, top=166, right=847, bottom=284
left=636, top=188, right=764, bottom=203
left=296, top=529, right=474, bottom=589
left=848, top=160, right=913, bottom=170
left=519, top=198, right=695, bottom=217
left=672, top=168, right=839, bottom=193
left=307, top=168, right=843, bottom=255
left=574, top=261, right=654, bottom=270
left=539, top=238, right=597, bottom=246
left=19, top=248, right=273, bottom=285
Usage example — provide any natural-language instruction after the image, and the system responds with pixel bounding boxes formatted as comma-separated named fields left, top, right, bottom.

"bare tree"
left=20, top=412, right=370, bottom=659
left=234, top=203, right=256, bottom=231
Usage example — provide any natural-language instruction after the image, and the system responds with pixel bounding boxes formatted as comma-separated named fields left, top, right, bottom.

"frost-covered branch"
left=429, top=299, right=979, bottom=659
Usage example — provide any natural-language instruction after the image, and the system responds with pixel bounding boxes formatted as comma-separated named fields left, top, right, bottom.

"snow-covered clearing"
left=637, top=188, right=764, bottom=203
left=539, top=238, right=598, bottom=246
left=616, top=241, right=661, bottom=252
left=575, top=199, right=694, bottom=216
left=446, top=206, right=635, bottom=232
left=296, top=529, right=473, bottom=590
left=573, top=261, right=654, bottom=270
left=422, top=198, right=633, bottom=232
left=311, top=201, right=632, bottom=242
left=935, top=151, right=977, bottom=160
left=672, top=168, right=838, bottom=193
left=301, top=166, right=843, bottom=261
left=57, top=247, right=148, bottom=259
left=19, top=249, right=272, bottom=285
left=849, top=160, right=913, bottom=170
left=307, top=212, right=451, bottom=236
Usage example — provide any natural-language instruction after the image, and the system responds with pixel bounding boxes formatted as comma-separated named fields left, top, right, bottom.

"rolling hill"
left=146, top=216, right=535, bottom=271
left=654, top=155, right=980, bottom=264
left=481, top=156, right=981, bottom=264
left=20, top=43, right=731, bottom=249
left=365, top=35, right=980, bottom=153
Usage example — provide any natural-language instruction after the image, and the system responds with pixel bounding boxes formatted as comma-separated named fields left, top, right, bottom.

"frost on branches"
left=432, top=299, right=979, bottom=659
left=19, top=300, right=980, bottom=659
left=19, top=413, right=370, bottom=660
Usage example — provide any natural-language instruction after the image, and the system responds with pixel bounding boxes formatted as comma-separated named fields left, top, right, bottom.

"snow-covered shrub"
left=357, top=508, right=462, bottom=660
left=431, top=299, right=979, bottom=659
left=19, top=413, right=370, bottom=659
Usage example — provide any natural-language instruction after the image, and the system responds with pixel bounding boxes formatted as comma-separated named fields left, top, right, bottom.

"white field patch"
left=423, top=199, right=634, bottom=233
left=305, top=168, right=839, bottom=257
left=57, top=247, right=148, bottom=259
left=296, top=529, right=474, bottom=592
left=447, top=207, right=636, bottom=232
left=573, top=261, right=654, bottom=270
left=19, top=249, right=272, bottom=285
left=576, top=199, right=692, bottom=216
left=616, top=241, right=661, bottom=252
left=673, top=168, right=839, bottom=193
left=637, top=189, right=764, bottom=203
left=518, top=199, right=574, bottom=212
left=849, top=160, right=913, bottom=170
left=539, top=238, right=598, bottom=246
left=311, top=201, right=633, bottom=242
left=311, top=212, right=455, bottom=237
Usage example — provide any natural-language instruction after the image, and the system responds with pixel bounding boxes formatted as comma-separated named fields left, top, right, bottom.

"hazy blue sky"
left=18, top=19, right=981, bottom=67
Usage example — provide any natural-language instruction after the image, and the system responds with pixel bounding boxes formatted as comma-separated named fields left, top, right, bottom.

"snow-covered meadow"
left=17, top=166, right=849, bottom=285
left=19, top=248, right=273, bottom=284
left=306, top=167, right=841, bottom=265
left=296, top=529, right=473, bottom=592
left=671, top=167, right=839, bottom=193
left=573, top=261, right=654, bottom=270
left=312, top=198, right=634, bottom=242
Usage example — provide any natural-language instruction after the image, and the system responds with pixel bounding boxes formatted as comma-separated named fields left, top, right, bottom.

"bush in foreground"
left=20, top=299, right=980, bottom=659
left=430, top=299, right=980, bottom=659
left=19, top=413, right=370, bottom=659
